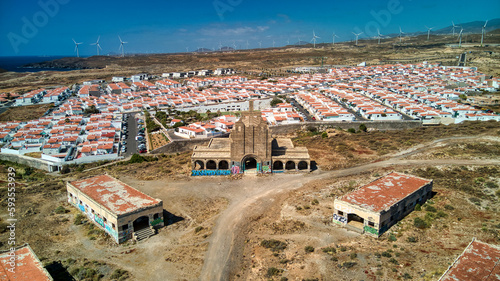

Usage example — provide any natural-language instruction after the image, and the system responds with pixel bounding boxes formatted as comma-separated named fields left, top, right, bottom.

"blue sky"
left=0, top=0, right=498, bottom=56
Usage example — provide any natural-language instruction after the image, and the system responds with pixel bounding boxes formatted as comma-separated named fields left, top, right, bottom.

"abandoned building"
left=191, top=100, right=310, bottom=175
left=439, top=238, right=500, bottom=281
left=67, top=174, right=164, bottom=243
left=0, top=244, right=53, bottom=280
left=333, top=172, right=433, bottom=236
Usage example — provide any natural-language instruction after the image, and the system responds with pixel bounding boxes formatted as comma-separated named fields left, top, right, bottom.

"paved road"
left=199, top=136, right=500, bottom=281
left=290, top=98, right=314, bottom=121
left=123, top=113, right=139, bottom=156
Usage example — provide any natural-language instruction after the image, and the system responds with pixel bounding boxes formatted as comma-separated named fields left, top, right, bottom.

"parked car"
left=139, top=149, right=147, bottom=153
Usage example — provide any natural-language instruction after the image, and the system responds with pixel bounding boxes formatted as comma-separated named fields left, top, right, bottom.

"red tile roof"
left=69, top=175, right=161, bottom=215
left=0, top=244, right=53, bottom=280
left=440, top=239, right=500, bottom=281
left=339, top=172, right=432, bottom=212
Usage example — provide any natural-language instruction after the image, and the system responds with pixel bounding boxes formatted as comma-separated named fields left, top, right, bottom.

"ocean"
left=0, top=56, right=78, bottom=72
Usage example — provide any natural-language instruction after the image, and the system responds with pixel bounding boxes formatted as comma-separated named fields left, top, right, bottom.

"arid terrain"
left=0, top=121, right=499, bottom=280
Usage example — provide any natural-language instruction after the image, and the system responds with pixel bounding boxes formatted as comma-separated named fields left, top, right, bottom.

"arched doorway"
left=219, top=160, right=229, bottom=170
left=133, top=216, right=150, bottom=231
left=242, top=155, right=257, bottom=171
left=285, top=161, right=296, bottom=170
left=206, top=160, right=217, bottom=170
left=273, top=161, right=284, bottom=170
left=194, top=160, right=204, bottom=170
left=298, top=161, right=308, bottom=170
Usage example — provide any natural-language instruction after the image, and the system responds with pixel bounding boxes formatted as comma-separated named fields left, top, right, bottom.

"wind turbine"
left=481, top=20, right=488, bottom=47
left=451, top=21, right=459, bottom=36
left=246, top=40, right=249, bottom=49
left=258, top=41, right=262, bottom=48
left=352, top=32, right=363, bottom=46
left=72, top=39, right=82, bottom=57
left=311, top=30, right=320, bottom=48
left=232, top=40, right=237, bottom=50
left=458, top=28, right=463, bottom=48
left=398, top=27, right=405, bottom=44
left=332, top=32, right=339, bottom=46
left=287, top=38, right=290, bottom=45
left=377, top=29, right=384, bottom=44
left=186, top=47, right=189, bottom=53
left=118, top=36, right=127, bottom=57
left=90, top=36, right=102, bottom=56
left=272, top=39, right=275, bottom=48
left=425, top=26, right=434, bottom=40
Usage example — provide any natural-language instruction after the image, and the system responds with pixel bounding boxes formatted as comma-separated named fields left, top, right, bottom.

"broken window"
left=154, top=213, right=159, bottom=220
left=368, top=221, right=375, bottom=227
left=122, top=224, right=128, bottom=231
left=338, top=210, right=344, bottom=216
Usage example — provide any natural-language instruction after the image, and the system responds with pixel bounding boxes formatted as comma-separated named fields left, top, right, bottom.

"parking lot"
left=120, top=112, right=146, bottom=157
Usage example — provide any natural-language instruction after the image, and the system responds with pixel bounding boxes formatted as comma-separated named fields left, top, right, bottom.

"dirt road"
left=199, top=136, right=500, bottom=281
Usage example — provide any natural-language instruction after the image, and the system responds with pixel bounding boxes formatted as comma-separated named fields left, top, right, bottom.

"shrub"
left=280, top=277, right=288, bottom=281
left=129, top=154, right=144, bottom=164
left=436, top=211, right=448, bottom=218
left=321, top=132, right=328, bottom=138
left=485, top=181, right=499, bottom=189
left=444, top=204, right=455, bottom=210
left=389, top=258, right=399, bottom=264
left=261, top=239, right=287, bottom=252
left=74, top=214, right=85, bottom=225
left=359, top=123, right=367, bottom=132
left=350, top=253, right=358, bottom=259
left=110, top=269, right=128, bottom=280
left=195, top=226, right=203, bottom=233
left=407, top=236, right=417, bottom=243
left=54, top=206, right=68, bottom=214
left=414, top=217, right=430, bottom=229
left=496, top=189, right=500, bottom=197
left=425, top=205, right=437, bottom=212
left=266, top=267, right=282, bottom=277
left=304, top=246, right=315, bottom=253
left=347, top=128, right=356, bottom=134
left=342, top=261, right=356, bottom=268
left=340, top=246, right=347, bottom=252
left=388, top=234, right=397, bottom=242
left=331, top=256, right=338, bottom=262
left=381, top=251, right=392, bottom=258
left=322, top=247, right=337, bottom=255
left=60, top=165, right=70, bottom=174
left=311, top=199, right=319, bottom=205
left=415, top=204, right=421, bottom=211
left=304, top=205, right=311, bottom=210
left=403, top=273, right=412, bottom=279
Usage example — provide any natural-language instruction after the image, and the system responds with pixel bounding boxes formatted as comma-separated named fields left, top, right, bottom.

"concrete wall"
left=269, top=120, right=422, bottom=135
left=0, top=153, right=51, bottom=171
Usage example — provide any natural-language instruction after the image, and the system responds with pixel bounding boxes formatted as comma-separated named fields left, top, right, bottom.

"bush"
left=261, top=239, right=287, bottom=252
left=382, top=251, right=392, bottom=258
left=270, top=98, right=284, bottom=107
left=266, top=267, right=282, bottom=277
left=195, top=226, right=203, bottom=233
left=74, top=214, right=85, bottom=225
left=407, top=236, right=417, bottom=243
left=60, top=165, right=70, bottom=174
left=485, top=181, right=499, bottom=189
left=347, top=128, right=356, bottom=134
left=322, top=247, right=336, bottom=255
left=54, top=206, right=68, bottom=214
left=389, top=258, right=399, bottom=264
left=425, top=205, right=437, bottom=212
left=436, top=211, right=448, bottom=218
left=340, top=246, right=347, bottom=252
left=304, top=246, right=315, bottom=253
left=388, top=234, right=397, bottom=242
left=444, top=204, right=455, bottom=210
left=403, top=273, right=412, bottom=279
left=350, top=253, right=358, bottom=259
left=414, top=217, right=430, bottom=229
left=110, top=269, right=128, bottom=280
left=330, top=256, right=338, bottom=262
left=129, top=154, right=144, bottom=164
left=415, top=204, right=421, bottom=211
left=280, top=277, right=288, bottom=281
left=311, top=199, right=319, bottom=205
left=359, top=123, right=367, bottom=132
left=342, top=261, right=356, bottom=268
left=321, top=132, right=328, bottom=138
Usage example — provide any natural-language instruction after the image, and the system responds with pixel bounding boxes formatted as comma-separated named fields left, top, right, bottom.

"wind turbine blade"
left=72, top=38, right=76, bottom=44
left=98, top=45, right=102, bottom=50
left=484, top=20, right=488, bottom=27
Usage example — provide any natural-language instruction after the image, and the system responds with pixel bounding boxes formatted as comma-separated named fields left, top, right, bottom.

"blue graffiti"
left=191, top=170, right=231, bottom=176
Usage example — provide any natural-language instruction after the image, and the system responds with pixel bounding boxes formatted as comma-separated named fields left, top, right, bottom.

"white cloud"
left=199, top=25, right=269, bottom=37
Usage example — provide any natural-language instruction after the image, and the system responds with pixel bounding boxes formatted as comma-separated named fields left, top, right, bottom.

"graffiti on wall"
left=94, top=214, right=105, bottom=228
left=192, top=169, right=231, bottom=176
left=105, top=224, right=118, bottom=240
left=333, top=214, right=347, bottom=224
left=231, top=165, right=241, bottom=174
left=78, top=204, right=85, bottom=213
left=262, top=165, right=271, bottom=174
left=364, top=225, right=378, bottom=235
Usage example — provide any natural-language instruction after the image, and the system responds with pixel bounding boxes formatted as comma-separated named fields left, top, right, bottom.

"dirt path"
left=199, top=136, right=500, bottom=281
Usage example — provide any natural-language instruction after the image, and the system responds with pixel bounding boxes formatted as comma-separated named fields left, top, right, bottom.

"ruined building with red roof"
left=67, top=174, right=164, bottom=243
left=333, top=172, right=433, bottom=236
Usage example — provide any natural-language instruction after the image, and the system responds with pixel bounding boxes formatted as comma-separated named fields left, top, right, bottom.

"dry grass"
left=0, top=103, right=53, bottom=122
